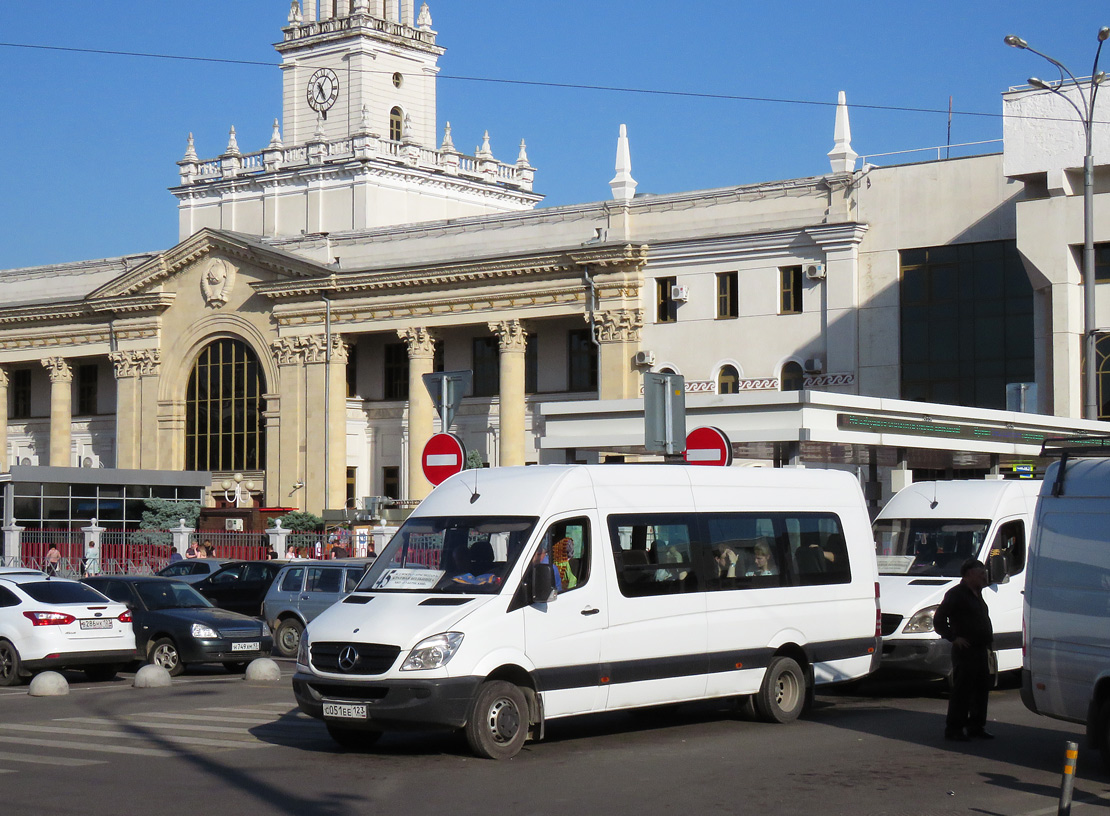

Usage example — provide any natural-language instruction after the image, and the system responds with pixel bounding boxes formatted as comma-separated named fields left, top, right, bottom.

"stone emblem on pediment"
left=200, top=258, right=236, bottom=308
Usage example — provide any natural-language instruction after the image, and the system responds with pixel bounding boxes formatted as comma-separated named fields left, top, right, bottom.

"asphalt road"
left=0, top=664, right=1105, bottom=816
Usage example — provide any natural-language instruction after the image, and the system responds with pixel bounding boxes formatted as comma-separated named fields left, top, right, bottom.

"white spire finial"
left=268, top=119, right=283, bottom=149
left=517, top=139, right=530, bottom=166
left=828, top=90, right=858, bottom=174
left=417, top=2, right=433, bottom=29
left=225, top=126, right=240, bottom=156
left=359, top=105, right=372, bottom=133
left=288, top=1, right=302, bottom=24
left=183, top=133, right=198, bottom=162
left=476, top=130, right=493, bottom=159
left=441, top=121, right=456, bottom=152
left=402, top=113, right=415, bottom=143
left=609, top=124, right=637, bottom=202
left=313, top=114, right=326, bottom=142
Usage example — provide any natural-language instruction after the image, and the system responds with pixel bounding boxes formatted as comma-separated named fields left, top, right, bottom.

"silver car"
left=263, top=559, right=374, bottom=657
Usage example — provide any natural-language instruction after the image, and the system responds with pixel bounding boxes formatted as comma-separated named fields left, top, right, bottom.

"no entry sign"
left=683, top=426, right=733, bottom=467
left=422, top=432, right=466, bottom=486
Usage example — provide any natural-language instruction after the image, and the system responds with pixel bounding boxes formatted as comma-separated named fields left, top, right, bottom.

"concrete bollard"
left=133, top=664, right=173, bottom=688
left=1058, top=740, right=1078, bottom=816
left=245, top=658, right=282, bottom=682
left=28, top=671, right=69, bottom=697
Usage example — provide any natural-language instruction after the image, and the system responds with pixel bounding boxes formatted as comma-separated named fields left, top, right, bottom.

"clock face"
left=307, top=68, right=340, bottom=113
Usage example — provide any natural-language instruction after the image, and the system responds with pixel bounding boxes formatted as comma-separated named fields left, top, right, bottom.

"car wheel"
left=753, top=656, right=806, bottom=724
left=149, top=637, right=185, bottom=677
left=0, top=640, right=23, bottom=687
left=225, top=662, right=249, bottom=673
left=325, top=722, right=382, bottom=751
left=84, top=664, right=119, bottom=682
left=464, top=680, right=529, bottom=760
left=274, top=618, right=304, bottom=658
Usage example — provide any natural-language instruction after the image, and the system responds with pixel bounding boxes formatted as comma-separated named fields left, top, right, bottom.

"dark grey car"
left=263, top=559, right=374, bottom=657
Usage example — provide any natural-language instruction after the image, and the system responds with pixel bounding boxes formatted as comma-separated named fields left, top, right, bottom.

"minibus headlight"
left=401, top=632, right=464, bottom=671
left=903, top=605, right=938, bottom=634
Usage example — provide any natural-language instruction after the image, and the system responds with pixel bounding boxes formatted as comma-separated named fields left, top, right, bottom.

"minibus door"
left=522, top=515, right=609, bottom=718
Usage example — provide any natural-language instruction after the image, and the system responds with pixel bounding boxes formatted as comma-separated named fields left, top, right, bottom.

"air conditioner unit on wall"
left=670, top=285, right=689, bottom=302
left=225, top=518, right=245, bottom=531
left=804, top=263, right=826, bottom=280
left=634, top=350, right=656, bottom=366
left=804, top=358, right=824, bottom=374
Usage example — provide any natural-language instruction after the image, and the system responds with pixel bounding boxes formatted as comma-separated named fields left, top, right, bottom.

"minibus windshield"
left=873, top=518, right=990, bottom=577
left=355, top=515, right=538, bottom=594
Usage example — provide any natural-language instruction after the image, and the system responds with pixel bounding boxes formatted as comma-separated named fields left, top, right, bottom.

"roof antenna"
left=469, top=465, right=481, bottom=504
left=929, top=480, right=938, bottom=510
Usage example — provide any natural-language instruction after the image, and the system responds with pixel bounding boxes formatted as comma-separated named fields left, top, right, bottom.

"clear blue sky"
left=0, top=1, right=1105, bottom=270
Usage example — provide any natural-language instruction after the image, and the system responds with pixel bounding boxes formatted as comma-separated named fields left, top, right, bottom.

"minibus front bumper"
left=879, top=637, right=951, bottom=677
left=293, top=671, right=482, bottom=730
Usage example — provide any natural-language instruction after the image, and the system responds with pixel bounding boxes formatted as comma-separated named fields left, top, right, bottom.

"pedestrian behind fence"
left=46, top=544, right=61, bottom=576
left=82, top=541, right=101, bottom=577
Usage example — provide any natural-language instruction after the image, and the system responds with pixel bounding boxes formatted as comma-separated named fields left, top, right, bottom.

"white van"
left=1022, top=452, right=1110, bottom=772
left=293, top=464, right=881, bottom=759
left=872, top=479, right=1039, bottom=678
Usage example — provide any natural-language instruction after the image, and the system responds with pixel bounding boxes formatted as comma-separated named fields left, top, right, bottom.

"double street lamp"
left=1005, top=28, right=1109, bottom=420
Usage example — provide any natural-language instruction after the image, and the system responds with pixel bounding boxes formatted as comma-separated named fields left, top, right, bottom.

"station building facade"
left=0, top=2, right=1108, bottom=518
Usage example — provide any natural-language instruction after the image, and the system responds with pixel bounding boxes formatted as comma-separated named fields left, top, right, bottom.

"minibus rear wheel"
left=466, top=680, right=529, bottom=759
left=754, top=656, right=806, bottom=723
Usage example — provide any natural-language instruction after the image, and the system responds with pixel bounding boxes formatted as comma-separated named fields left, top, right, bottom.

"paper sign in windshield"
left=372, top=568, right=443, bottom=590
left=876, top=555, right=916, bottom=574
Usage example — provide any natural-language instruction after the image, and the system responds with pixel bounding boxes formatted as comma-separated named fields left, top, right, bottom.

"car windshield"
left=136, top=581, right=213, bottom=610
left=20, top=581, right=113, bottom=605
left=874, top=518, right=990, bottom=577
left=355, top=516, right=538, bottom=594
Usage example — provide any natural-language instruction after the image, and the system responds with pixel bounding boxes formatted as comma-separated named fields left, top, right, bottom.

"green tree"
left=465, top=449, right=484, bottom=470
left=268, top=510, right=323, bottom=532
left=140, top=498, right=201, bottom=531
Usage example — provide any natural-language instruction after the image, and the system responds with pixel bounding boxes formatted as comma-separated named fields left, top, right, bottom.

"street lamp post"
left=221, top=472, right=255, bottom=507
left=1006, top=28, right=1109, bottom=420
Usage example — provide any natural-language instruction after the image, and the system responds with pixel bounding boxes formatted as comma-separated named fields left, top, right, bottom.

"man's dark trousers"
left=947, top=643, right=990, bottom=734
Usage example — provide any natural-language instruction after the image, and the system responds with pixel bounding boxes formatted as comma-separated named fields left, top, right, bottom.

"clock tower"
left=277, top=0, right=443, bottom=147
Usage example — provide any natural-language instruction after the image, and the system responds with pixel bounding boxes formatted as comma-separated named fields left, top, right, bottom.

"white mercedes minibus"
left=293, top=464, right=881, bottom=759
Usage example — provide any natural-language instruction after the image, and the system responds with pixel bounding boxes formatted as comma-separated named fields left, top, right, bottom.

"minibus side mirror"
left=529, top=563, right=557, bottom=605
left=988, top=553, right=1009, bottom=585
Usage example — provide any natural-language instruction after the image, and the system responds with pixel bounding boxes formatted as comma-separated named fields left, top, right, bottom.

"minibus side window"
left=989, top=520, right=1025, bottom=578
left=784, top=514, right=852, bottom=586
left=536, top=517, right=591, bottom=593
left=608, top=514, right=699, bottom=597
left=701, top=513, right=785, bottom=590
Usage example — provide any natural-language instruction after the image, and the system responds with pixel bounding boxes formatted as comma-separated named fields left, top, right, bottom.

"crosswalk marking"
left=201, top=706, right=304, bottom=716
left=125, top=712, right=314, bottom=726
left=0, top=750, right=106, bottom=767
left=0, top=734, right=177, bottom=757
left=0, top=723, right=272, bottom=750
left=60, top=717, right=318, bottom=735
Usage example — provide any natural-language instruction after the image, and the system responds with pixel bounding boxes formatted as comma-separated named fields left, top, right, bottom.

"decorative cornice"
left=42, top=357, right=73, bottom=383
left=270, top=334, right=347, bottom=366
left=594, top=309, right=644, bottom=343
left=489, top=319, right=527, bottom=352
left=109, top=349, right=161, bottom=378
left=398, top=327, right=436, bottom=358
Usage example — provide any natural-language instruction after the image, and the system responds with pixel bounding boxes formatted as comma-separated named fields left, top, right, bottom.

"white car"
left=0, top=574, right=138, bottom=685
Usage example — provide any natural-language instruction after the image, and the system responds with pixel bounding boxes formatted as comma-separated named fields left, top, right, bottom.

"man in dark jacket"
left=935, top=558, right=994, bottom=741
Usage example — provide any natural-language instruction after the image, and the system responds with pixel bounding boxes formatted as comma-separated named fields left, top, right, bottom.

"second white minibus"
left=293, top=464, right=881, bottom=758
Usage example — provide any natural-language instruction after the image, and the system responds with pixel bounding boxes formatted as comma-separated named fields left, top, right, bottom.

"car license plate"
left=323, top=703, right=368, bottom=720
left=80, top=619, right=112, bottom=630
left=231, top=642, right=259, bottom=652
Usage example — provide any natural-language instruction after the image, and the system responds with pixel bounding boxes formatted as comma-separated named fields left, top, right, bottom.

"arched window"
left=389, top=107, right=403, bottom=142
left=781, top=362, right=804, bottom=392
left=717, top=365, right=739, bottom=395
left=185, top=339, right=266, bottom=472
left=1098, top=334, right=1110, bottom=420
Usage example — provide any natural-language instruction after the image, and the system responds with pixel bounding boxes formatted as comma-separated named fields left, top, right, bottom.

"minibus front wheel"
left=754, top=656, right=806, bottom=723
left=465, top=680, right=529, bottom=760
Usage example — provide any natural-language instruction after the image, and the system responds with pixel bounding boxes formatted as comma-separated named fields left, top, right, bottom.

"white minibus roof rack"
left=1040, top=436, right=1110, bottom=496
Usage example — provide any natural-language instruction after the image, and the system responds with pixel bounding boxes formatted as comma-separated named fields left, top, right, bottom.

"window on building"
left=718, top=365, right=739, bottom=394
left=525, top=333, right=538, bottom=394
left=656, top=277, right=677, bottom=323
left=389, top=107, right=403, bottom=142
left=780, top=266, right=803, bottom=314
left=185, top=338, right=266, bottom=472
left=1097, top=334, right=1110, bottom=420
left=433, top=340, right=444, bottom=374
left=781, top=362, right=804, bottom=391
left=568, top=329, right=598, bottom=392
left=473, top=336, right=500, bottom=397
left=346, top=343, right=359, bottom=398
left=900, top=241, right=1034, bottom=410
left=382, top=466, right=400, bottom=500
left=1095, top=242, right=1110, bottom=282
left=11, top=369, right=31, bottom=419
left=383, top=342, right=408, bottom=400
left=76, top=364, right=98, bottom=416
left=346, top=467, right=357, bottom=510
left=717, top=272, right=738, bottom=319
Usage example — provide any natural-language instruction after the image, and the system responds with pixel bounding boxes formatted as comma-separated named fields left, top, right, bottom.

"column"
left=490, top=320, right=527, bottom=467
left=110, top=350, right=161, bottom=470
left=595, top=310, right=644, bottom=399
left=297, top=334, right=348, bottom=514
left=400, top=327, right=435, bottom=500
left=0, top=367, right=8, bottom=471
left=43, top=358, right=73, bottom=468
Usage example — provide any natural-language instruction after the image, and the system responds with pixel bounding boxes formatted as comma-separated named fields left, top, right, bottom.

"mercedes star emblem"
left=338, top=646, right=359, bottom=672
